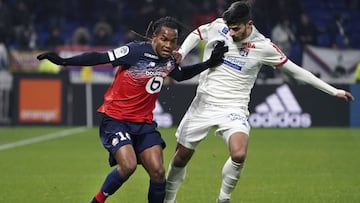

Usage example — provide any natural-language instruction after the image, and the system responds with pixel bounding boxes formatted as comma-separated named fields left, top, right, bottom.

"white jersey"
left=179, top=18, right=287, bottom=110
left=178, top=18, right=341, bottom=111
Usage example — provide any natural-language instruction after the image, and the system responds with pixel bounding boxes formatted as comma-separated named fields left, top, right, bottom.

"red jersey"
left=97, top=42, right=176, bottom=123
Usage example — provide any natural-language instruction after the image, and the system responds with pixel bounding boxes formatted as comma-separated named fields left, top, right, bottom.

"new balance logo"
left=249, top=84, right=312, bottom=128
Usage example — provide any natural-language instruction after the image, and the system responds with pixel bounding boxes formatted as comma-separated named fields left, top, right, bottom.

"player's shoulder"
left=113, top=41, right=149, bottom=53
left=248, top=26, right=269, bottom=42
left=248, top=28, right=274, bottom=49
left=127, top=41, right=151, bottom=49
left=201, top=18, right=228, bottom=38
left=253, top=37, right=273, bottom=49
left=212, top=18, right=226, bottom=24
left=125, top=41, right=153, bottom=55
left=110, top=41, right=152, bottom=63
left=208, top=18, right=226, bottom=27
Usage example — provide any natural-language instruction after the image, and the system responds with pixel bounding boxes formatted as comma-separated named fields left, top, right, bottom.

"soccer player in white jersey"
left=164, top=1, right=355, bottom=203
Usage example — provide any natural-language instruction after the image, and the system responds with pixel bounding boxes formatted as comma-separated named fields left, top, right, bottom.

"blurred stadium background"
left=0, top=0, right=359, bottom=127
left=0, top=1, right=360, bottom=202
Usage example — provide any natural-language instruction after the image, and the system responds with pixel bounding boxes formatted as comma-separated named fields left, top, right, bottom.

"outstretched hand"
left=336, top=91, right=355, bottom=101
left=37, top=52, right=67, bottom=65
left=205, top=41, right=229, bottom=67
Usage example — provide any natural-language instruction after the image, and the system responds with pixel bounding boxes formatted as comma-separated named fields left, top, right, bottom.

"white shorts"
left=176, top=96, right=251, bottom=150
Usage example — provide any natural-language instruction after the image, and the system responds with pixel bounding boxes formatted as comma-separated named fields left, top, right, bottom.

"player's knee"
left=149, top=166, right=166, bottom=182
left=173, top=155, right=189, bottom=167
left=118, top=163, right=137, bottom=178
left=231, top=151, right=247, bottom=164
left=172, top=146, right=194, bottom=167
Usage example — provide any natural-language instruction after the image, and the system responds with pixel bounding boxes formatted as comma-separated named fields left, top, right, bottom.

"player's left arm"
left=279, top=60, right=355, bottom=101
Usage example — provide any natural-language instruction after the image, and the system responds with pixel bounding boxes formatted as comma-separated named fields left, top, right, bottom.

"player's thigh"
left=114, top=144, right=138, bottom=172
left=172, top=143, right=195, bottom=167
left=99, top=115, right=136, bottom=167
left=176, top=111, right=212, bottom=150
left=140, top=144, right=165, bottom=181
left=215, top=108, right=250, bottom=144
left=176, top=101, right=218, bottom=149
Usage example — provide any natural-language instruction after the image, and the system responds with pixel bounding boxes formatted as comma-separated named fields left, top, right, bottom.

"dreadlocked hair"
left=130, top=16, right=194, bottom=42
left=152, top=16, right=181, bottom=35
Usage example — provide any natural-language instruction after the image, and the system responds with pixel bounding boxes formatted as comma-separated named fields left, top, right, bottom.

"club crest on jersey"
left=239, top=48, right=249, bottom=57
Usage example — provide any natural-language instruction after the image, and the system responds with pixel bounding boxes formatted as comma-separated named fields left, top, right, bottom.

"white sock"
left=218, top=157, right=244, bottom=200
left=165, top=163, right=186, bottom=201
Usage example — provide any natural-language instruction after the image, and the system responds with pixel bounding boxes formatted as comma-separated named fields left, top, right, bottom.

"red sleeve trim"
left=274, top=57, right=288, bottom=68
left=196, top=28, right=203, bottom=40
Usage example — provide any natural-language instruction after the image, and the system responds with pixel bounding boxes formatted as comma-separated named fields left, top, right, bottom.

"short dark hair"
left=222, top=1, right=252, bottom=25
left=152, top=16, right=181, bottom=35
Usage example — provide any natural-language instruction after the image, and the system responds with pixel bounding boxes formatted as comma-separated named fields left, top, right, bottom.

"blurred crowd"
left=0, top=0, right=360, bottom=72
left=0, top=0, right=232, bottom=50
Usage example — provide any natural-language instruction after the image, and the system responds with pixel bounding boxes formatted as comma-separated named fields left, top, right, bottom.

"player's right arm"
left=174, top=23, right=209, bottom=64
left=36, top=44, right=136, bottom=67
left=36, top=51, right=110, bottom=66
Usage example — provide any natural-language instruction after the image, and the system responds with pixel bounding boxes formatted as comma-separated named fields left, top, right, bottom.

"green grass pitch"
left=0, top=127, right=359, bottom=203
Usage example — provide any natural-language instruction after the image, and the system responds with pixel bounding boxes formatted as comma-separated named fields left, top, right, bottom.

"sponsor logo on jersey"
left=144, top=52, right=159, bottom=59
left=218, top=26, right=230, bottom=40
left=249, top=84, right=312, bottom=128
left=145, top=76, right=163, bottom=94
left=221, top=26, right=229, bottom=34
left=224, top=56, right=246, bottom=71
left=145, top=70, right=167, bottom=77
left=242, top=42, right=256, bottom=48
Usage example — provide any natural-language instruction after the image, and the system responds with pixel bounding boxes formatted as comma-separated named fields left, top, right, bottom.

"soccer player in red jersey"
left=37, top=16, right=228, bottom=203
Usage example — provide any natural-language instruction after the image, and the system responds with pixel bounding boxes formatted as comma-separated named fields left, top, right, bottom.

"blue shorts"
left=99, top=114, right=166, bottom=166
